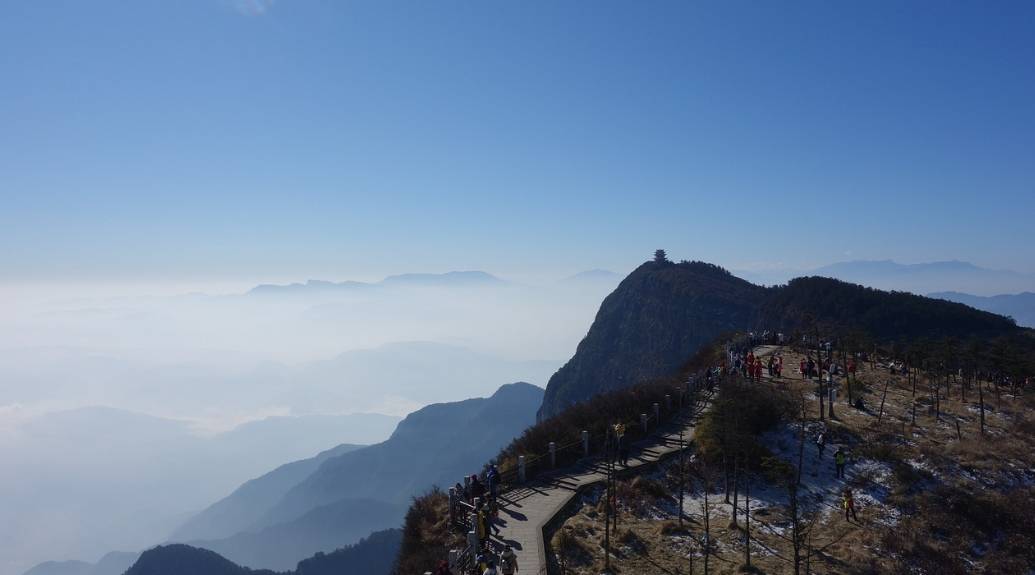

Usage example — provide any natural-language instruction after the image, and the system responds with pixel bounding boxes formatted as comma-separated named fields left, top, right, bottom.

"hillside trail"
left=488, top=345, right=780, bottom=573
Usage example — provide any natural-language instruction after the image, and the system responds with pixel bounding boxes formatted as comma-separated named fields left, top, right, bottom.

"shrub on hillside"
left=391, top=489, right=454, bottom=575
left=493, top=343, right=724, bottom=484
left=695, top=377, right=793, bottom=468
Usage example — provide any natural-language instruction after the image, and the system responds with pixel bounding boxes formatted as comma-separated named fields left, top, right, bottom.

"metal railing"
left=443, top=333, right=756, bottom=573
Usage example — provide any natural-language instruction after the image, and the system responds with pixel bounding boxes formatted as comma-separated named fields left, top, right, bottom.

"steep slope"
left=293, top=529, right=401, bottom=575
left=930, top=291, right=1035, bottom=328
left=187, top=499, right=405, bottom=571
left=258, top=382, right=543, bottom=530
left=171, top=443, right=362, bottom=542
left=537, top=260, right=764, bottom=419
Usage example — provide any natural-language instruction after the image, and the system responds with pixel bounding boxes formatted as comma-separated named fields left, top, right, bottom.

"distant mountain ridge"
left=166, top=382, right=542, bottom=571
left=124, top=528, right=401, bottom=575
left=257, top=382, right=543, bottom=531
left=929, top=291, right=1035, bottom=329
left=184, top=498, right=405, bottom=571
left=248, top=270, right=503, bottom=295
left=24, top=553, right=140, bottom=575
left=171, top=443, right=363, bottom=542
left=811, top=259, right=1035, bottom=296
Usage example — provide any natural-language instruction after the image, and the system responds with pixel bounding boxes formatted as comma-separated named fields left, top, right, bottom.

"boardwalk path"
left=492, top=345, right=779, bottom=573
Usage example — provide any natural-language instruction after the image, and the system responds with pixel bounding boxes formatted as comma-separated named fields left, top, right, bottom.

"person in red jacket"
left=800, top=358, right=807, bottom=380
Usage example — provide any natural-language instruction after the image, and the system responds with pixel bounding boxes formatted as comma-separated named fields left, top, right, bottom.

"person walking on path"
left=487, top=496, right=502, bottom=536
left=843, top=488, right=858, bottom=521
left=434, top=559, right=453, bottom=575
left=816, top=432, right=826, bottom=460
left=800, top=358, right=808, bottom=380
left=470, top=474, right=486, bottom=502
left=475, top=500, right=493, bottom=548
left=486, top=464, right=500, bottom=498
left=612, top=422, right=626, bottom=464
left=482, top=560, right=499, bottom=575
left=499, top=546, right=519, bottom=575
left=834, top=447, right=847, bottom=478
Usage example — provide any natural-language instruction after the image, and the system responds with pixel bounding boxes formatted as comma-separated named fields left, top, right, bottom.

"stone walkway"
left=488, top=345, right=779, bottom=573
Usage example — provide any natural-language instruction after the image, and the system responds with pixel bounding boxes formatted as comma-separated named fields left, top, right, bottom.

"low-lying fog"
left=0, top=271, right=619, bottom=575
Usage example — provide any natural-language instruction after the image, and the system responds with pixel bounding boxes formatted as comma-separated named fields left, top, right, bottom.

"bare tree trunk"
left=818, top=374, right=825, bottom=421
left=877, top=379, right=891, bottom=425
left=798, top=397, right=806, bottom=485
left=979, top=381, right=986, bottom=436
left=703, top=481, right=711, bottom=575
left=744, top=473, right=751, bottom=569
left=729, top=456, right=740, bottom=528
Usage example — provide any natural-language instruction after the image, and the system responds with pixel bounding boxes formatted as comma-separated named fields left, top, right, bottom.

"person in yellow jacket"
left=475, top=500, right=490, bottom=547
left=843, top=488, right=858, bottom=521
left=834, top=447, right=846, bottom=478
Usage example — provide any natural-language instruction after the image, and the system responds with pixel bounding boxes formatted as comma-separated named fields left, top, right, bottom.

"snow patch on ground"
left=761, top=424, right=900, bottom=526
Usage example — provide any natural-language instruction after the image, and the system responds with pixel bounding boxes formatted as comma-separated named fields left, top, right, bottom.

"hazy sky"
left=3, top=0, right=1034, bottom=285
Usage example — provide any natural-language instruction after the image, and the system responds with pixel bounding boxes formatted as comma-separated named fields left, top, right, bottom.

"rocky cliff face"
left=537, top=260, right=764, bottom=420
left=537, top=260, right=1026, bottom=420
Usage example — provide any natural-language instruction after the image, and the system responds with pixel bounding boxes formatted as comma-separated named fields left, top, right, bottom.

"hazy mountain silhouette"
left=258, top=382, right=542, bottom=529
left=381, top=270, right=503, bottom=286
left=22, top=561, right=91, bottom=575
left=3, top=409, right=395, bottom=575
left=171, top=443, right=362, bottom=542
left=929, top=291, right=1035, bottom=328
left=173, top=382, right=541, bottom=570
left=24, top=552, right=141, bottom=575
left=812, top=259, right=1034, bottom=295
left=185, top=498, right=405, bottom=571
left=248, top=271, right=504, bottom=295
left=123, top=528, right=401, bottom=575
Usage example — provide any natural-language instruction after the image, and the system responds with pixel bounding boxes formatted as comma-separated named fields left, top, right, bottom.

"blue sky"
left=3, top=0, right=1034, bottom=284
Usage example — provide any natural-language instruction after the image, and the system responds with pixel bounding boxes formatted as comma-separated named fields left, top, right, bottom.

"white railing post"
left=641, top=413, right=648, bottom=431
left=582, top=430, right=589, bottom=457
left=468, top=529, right=478, bottom=554
left=653, top=402, right=660, bottom=421
left=448, top=549, right=458, bottom=569
left=665, top=394, right=672, bottom=411
left=549, top=442, right=556, bottom=468
left=518, top=455, right=526, bottom=483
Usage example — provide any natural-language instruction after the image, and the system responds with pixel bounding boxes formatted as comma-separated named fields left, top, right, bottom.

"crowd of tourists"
left=444, top=465, right=520, bottom=575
